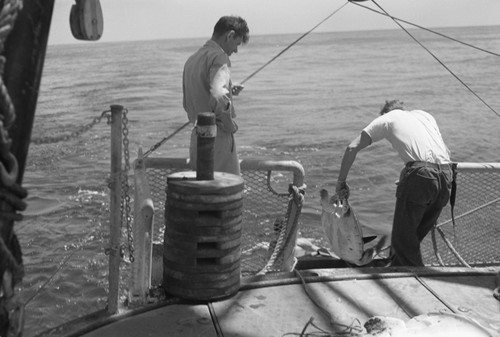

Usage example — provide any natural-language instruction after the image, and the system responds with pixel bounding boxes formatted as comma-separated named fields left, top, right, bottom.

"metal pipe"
left=196, top=112, right=216, bottom=181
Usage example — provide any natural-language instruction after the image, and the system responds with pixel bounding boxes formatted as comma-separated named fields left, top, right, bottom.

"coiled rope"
left=143, top=2, right=349, bottom=157
left=281, top=270, right=364, bottom=336
left=353, top=0, right=500, bottom=119
left=0, top=1, right=27, bottom=336
left=257, top=184, right=305, bottom=275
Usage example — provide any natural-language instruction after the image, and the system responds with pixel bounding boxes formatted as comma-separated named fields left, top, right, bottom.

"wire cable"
left=349, top=1, right=500, bottom=58
left=143, top=120, right=191, bottom=158
left=360, top=0, right=500, bottom=119
left=240, top=2, right=349, bottom=85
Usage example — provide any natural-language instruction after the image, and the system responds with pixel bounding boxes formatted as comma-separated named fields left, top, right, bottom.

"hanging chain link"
left=120, top=108, right=134, bottom=262
left=31, top=110, right=111, bottom=144
left=31, top=106, right=135, bottom=263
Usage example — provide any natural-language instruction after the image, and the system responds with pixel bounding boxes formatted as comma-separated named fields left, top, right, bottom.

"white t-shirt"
left=363, top=109, right=451, bottom=164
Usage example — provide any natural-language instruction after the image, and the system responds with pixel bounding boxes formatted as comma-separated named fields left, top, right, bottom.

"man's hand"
left=231, top=83, right=244, bottom=96
left=335, top=181, right=350, bottom=200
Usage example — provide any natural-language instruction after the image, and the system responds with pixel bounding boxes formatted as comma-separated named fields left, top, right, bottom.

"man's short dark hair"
left=213, top=16, right=250, bottom=44
left=380, top=100, right=405, bottom=115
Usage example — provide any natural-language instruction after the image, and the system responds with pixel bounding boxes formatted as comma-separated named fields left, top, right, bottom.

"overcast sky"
left=49, top=0, right=500, bottom=45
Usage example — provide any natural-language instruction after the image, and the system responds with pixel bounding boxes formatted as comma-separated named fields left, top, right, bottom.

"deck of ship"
left=42, top=266, right=500, bottom=337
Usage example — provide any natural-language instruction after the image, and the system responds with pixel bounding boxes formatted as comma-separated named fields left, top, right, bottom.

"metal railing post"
left=130, top=148, right=154, bottom=305
left=108, top=104, right=123, bottom=314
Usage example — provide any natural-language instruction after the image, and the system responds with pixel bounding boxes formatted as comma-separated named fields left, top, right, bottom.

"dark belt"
left=406, top=161, right=451, bottom=170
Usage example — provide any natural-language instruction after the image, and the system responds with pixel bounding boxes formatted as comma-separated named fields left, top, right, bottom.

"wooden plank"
left=420, top=274, right=500, bottom=334
left=83, top=304, right=217, bottom=337
left=212, top=276, right=450, bottom=336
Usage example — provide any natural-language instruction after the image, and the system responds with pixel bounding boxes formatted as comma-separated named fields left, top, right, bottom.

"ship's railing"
left=130, top=153, right=305, bottom=304
left=422, top=162, right=500, bottom=267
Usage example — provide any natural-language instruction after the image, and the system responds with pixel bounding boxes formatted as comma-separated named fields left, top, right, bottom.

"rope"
left=23, top=249, right=77, bottom=306
left=0, top=0, right=23, bottom=129
left=361, top=0, right=500, bottom=119
left=0, top=235, right=23, bottom=283
left=436, top=196, right=500, bottom=228
left=414, top=275, right=458, bottom=314
left=241, top=2, right=348, bottom=85
left=283, top=317, right=363, bottom=336
left=0, top=3, right=25, bottom=336
left=257, top=184, right=305, bottom=275
left=23, top=225, right=105, bottom=306
left=282, top=270, right=364, bottom=336
left=435, top=226, right=471, bottom=268
left=431, top=228, right=445, bottom=267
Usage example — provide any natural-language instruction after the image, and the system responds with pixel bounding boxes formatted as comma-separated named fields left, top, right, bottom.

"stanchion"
left=108, top=104, right=123, bottom=313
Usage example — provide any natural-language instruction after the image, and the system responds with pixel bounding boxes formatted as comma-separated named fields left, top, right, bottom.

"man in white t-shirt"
left=335, top=100, right=453, bottom=266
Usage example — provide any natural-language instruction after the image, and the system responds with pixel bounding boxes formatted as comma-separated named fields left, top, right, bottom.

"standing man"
left=183, top=16, right=250, bottom=175
left=335, top=100, right=453, bottom=266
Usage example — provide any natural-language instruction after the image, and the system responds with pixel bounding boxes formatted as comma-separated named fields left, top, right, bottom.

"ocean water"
left=16, top=25, right=500, bottom=335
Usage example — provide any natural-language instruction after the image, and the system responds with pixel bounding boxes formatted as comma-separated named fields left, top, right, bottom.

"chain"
left=30, top=107, right=135, bottom=262
left=120, top=108, right=134, bottom=262
left=31, top=110, right=111, bottom=145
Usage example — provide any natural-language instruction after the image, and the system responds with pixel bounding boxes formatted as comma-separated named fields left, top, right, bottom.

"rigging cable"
left=23, top=229, right=101, bottom=306
left=23, top=250, right=77, bottom=306
left=350, top=1, right=500, bottom=58
left=144, top=2, right=349, bottom=157
left=143, top=120, right=190, bottom=158
left=357, top=0, right=500, bottom=119
left=240, top=1, right=348, bottom=85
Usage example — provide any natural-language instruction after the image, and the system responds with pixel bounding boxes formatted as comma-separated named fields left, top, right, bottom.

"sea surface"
left=16, top=25, right=500, bottom=336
